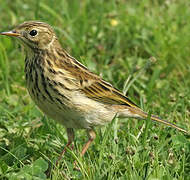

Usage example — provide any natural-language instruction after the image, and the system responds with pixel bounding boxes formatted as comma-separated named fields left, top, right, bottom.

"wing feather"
left=61, top=54, right=139, bottom=108
left=81, top=80, right=138, bottom=107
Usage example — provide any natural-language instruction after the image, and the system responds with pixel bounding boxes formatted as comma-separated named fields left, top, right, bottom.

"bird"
left=0, top=21, right=188, bottom=162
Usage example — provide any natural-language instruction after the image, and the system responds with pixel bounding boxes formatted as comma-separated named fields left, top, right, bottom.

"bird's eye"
left=29, top=29, right=38, bottom=36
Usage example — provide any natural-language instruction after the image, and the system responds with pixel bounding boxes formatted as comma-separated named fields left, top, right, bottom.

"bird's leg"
left=73, top=129, right=96, bottom=170
left=56, top=128, right=74, bottom=165
left=81, top=129, right=96, bottom=156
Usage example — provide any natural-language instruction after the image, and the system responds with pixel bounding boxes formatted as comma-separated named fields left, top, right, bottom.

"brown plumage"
left=0, top=21, right=188, bottom=162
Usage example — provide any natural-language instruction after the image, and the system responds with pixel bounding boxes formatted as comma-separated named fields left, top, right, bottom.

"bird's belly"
left=25, top=58, right=117, bottom=129
left=34, top=99, right=86, bottom=129
left=27, top=86, right=116, bottom=129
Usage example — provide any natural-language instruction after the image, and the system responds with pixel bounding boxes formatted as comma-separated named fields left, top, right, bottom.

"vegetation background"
left=0, top=0, right=190, bottom=179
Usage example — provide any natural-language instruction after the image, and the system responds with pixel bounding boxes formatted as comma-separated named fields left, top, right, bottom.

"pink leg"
left=74, top=129, right=96, bottom=170
left=56, top=128, right=74, bottom=165
left=81, top=129, right=96, bottom=156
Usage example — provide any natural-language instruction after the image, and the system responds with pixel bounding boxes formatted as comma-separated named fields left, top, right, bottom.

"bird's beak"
left=0, top=31, right=20, bottom=37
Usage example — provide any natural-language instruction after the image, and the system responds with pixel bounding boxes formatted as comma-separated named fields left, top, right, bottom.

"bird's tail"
left=128, top=107, right=188, bottom=134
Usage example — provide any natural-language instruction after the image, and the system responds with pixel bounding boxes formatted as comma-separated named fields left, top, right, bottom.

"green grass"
left=0, top=0, right=190, bottom=179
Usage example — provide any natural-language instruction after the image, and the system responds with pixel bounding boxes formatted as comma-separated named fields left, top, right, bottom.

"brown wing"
left=81, top=78, right=138, bottom=107
left=61, top=52, right=139, bottom=108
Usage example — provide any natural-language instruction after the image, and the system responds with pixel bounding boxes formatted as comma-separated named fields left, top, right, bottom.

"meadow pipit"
left=0, top=21, right=188, bottom=161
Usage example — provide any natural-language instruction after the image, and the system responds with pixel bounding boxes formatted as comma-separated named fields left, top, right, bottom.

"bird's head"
left=0, top=21, right=57, bottom=51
